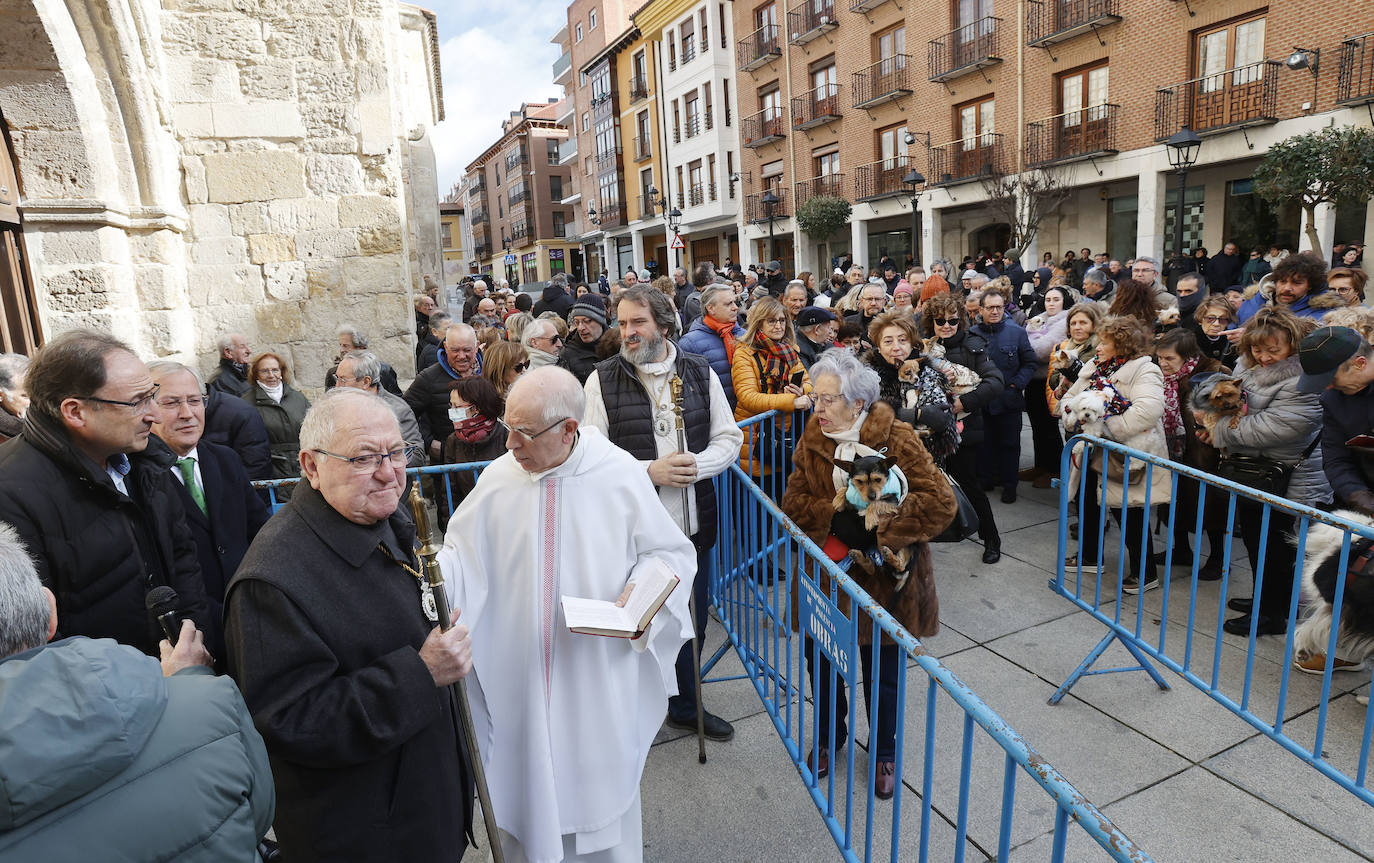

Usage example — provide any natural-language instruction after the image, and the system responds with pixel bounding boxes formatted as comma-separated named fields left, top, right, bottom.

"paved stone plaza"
left=468, top=431, right=1374, bottom=863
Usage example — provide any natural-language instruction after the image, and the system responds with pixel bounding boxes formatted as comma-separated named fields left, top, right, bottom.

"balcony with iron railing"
left=1338, top=32, right=1374, bottom=105
left=737, top=24, right=781, bottom=73
left=795, top=173, right=847, bottom=202
left=688, top=184, right=705, bottom=206
left=637, top=195, right=658, bottom=220
left=507, top=181, right=531, bottom=205
left=596, top=146, right=623, bottom=168
left=849, top=0, right=891, bottom=12
left=673, top=123, right=681, bottom=144
left=742, top=107, right=787, bottom=147
left=928, top=17, right=1002, bottom=82
left=745, top=189, right=788, bottom=223
left=473, top=242, right=492, bottom=259
left=852, top=55, right=912, bottom=109
left=1153, top=60, right=1281, bottom=140
left=681, top=39, right=697, bottom=66
left=788, top=0, right=837, bottom=46
left=929, top=133, right=1004, bottom=185
left=1025, top=104, right=1119, bottom=167
left=504, top=149, right=528, bottom=171
left=853, top=155, right=911, bottom=201
left=633, top=135, right=652, bottom=162
left=705, top=109, right=714, bottom=130
left=1027, top=0, right=1121, bottom=48
left=510, top=219, right=531, bottom=241
left=470, top=206, right=489, bottom=225
left=674, top=189, right=685, bottom=209
left=685, top=114, right=701, bottom=138
left=630, top=73, right=649, bottom=102
left=791, top=83, right=842, bottom=130
left=469, top=175, right=486, bottom=193
left=700, top=34, right=710, bottom=55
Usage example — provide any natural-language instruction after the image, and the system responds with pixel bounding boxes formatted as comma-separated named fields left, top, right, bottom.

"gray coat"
left=1212, top=355, right=1328, bottom=507
left=379, top=387, right=426, bottom=467
left=0, top=637, right=274, bottom=859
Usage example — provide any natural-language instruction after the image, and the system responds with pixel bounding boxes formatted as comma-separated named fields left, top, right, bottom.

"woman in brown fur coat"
left=781, top=348, right=956, bottom=798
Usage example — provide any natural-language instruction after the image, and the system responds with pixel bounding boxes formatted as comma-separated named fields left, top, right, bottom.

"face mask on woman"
left=449, top=406, right=470, bottom=423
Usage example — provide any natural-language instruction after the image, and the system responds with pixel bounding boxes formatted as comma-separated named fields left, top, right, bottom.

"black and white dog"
left=1293, top=509, right=1374, bottom=679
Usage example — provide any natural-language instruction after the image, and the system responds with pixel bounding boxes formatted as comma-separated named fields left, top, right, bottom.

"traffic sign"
left=670, top=234, right=685, bottom=250
left=503, top=253, right=516, bottom=265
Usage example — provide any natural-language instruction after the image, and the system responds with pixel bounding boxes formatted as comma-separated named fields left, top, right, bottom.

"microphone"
left=146, top=586, right=182, bottom=646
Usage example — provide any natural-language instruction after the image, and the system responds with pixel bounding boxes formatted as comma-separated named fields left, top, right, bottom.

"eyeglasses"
left=932, top=317, right=961, bottom=327
left=1131, top=266, right=1157, bottom=274
left=334, top=375, right=360, bottom=385
left=766, top=317, right=788, bottom=325
left=813, top=393, right=848, bottom=408
left=513, top=362, right=530, bottom=372
left=535, top=334, right=564, bottom=344
left=80, top=384, right=160, bottom=413
left=982, top=305, right=1005, bottom=313
left=312, top=445, right=417, bottom=471
left=155, top=395, right=206, bottom=410
left=1202, top=314, right=1231, bottom=324
left=499, top=416, right=570, bottom=440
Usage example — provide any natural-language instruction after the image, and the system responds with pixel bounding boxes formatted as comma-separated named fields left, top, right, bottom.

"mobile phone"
left=790, top=371, right=804, bottom=388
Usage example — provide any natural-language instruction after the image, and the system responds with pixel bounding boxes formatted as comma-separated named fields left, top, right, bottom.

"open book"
left=561, top=559, right=679, bottom=638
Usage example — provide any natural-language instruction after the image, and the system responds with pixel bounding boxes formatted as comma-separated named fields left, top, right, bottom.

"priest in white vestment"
left=439, top=367, right=696, bottom=863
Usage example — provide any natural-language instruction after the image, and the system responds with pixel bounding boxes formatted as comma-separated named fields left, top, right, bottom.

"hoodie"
left=531, top=284, right=574, bottom=319
left=0, top=637, right=273, bottom=859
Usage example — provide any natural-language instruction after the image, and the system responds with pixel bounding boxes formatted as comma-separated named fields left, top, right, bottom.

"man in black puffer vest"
left=584, top=286, right=744, bottom=742
left=0, top=330, right=211, bottom=656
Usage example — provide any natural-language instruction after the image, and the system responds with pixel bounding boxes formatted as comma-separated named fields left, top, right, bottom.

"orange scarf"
left=703, top=315, right=739, bottom=364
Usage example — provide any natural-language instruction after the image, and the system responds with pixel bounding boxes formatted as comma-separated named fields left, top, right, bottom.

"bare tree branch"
left=979, top=169, right=1073, bottom=260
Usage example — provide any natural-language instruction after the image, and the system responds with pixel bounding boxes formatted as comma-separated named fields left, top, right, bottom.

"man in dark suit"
left=201, top=385, right=272, bottom=480
left=149, top=361, right=269, bottom=658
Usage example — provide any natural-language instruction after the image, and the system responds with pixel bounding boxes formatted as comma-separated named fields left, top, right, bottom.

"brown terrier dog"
left=1200, top=378, right=1246, bottom=435
left=831, top=454, right=914, bottom=591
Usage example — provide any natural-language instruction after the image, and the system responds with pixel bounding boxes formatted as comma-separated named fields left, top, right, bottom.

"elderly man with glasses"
left=439, top=366, right=697, bottom=863
left=1129, top=256, right=1178, bottom=309
left=225, top=388, right=475, bottom=862
left=521, top=318, right=565, bottom=369
left=147, top=360, right=269, bottom=660
left=0, top=330, right=211, bottom=657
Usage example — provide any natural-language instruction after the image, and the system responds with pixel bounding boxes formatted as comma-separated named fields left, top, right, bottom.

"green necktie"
left=177, top=457, right=207, bottom=516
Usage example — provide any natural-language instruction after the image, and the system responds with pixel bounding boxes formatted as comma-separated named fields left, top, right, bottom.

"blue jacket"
left=1236, top=283, right=1344, bottom=324
left=1320, top=385, right=1374, bottom=505
left=678, top=318, right=744, bottom=408
left=973, top=318, right=1036, bottom=414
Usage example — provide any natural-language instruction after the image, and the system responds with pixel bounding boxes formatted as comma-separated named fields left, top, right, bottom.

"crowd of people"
left=0, top=238, right=1369, bottom=860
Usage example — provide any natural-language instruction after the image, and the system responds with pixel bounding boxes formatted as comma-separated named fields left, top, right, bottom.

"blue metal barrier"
left=253, top=419, right=1153, bottom=860
left=251, top=460, right=492, bottom=511
left=1053, top=434, right=1374, bottom=808
left=708, top=412, right=1153, bottom=862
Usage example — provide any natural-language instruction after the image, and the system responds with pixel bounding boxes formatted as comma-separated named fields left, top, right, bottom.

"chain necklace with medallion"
left=377, top=543, right=439, bottom=623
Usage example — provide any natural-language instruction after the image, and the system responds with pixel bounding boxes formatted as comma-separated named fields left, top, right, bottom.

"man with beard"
left=583, top=286, right=744, bottom=743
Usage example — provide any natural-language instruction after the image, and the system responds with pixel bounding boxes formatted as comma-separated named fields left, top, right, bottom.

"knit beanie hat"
left=920, top=274, right=950, bottom=303
left=894, top=281, right=914, bottom=298
left=570, top=294, right=607, bottom=328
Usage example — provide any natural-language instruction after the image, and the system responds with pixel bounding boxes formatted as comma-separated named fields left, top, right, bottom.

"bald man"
left=404, top=323, right=482, bottom=461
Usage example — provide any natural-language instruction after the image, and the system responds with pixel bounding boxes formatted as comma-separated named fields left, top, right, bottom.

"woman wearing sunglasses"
left=480, top=341, right=530, bottom=401
left=920, top=294, right=1005, bottom=564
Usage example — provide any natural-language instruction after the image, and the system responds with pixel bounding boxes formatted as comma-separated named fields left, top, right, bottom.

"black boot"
left=982, top=537, right=1002, bottom=564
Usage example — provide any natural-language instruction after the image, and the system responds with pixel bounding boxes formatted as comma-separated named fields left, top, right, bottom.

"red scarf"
left=703, top=315, right=739, bottom=364
left=752, top=333, right=799, bottom=393
left=452, top=414, right=496, bottom=444
left=1162, top=356, right=1199, bottom=453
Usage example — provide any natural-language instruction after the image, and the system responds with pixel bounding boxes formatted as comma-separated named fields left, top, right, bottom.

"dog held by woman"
left=1292, top=509, right=1374, bottom=677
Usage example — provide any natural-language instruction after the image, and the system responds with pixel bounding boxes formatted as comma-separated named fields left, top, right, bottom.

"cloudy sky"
left=429, top=0, right=569, bottom=198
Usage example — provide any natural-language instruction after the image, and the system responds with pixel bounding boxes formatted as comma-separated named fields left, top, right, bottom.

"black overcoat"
left=224, top=482, right=474, bottom=862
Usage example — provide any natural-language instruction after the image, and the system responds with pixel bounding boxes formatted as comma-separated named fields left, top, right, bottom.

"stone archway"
left=0, top=109, right=42, bottom=353
left=0, top=0, right=191, bottom=356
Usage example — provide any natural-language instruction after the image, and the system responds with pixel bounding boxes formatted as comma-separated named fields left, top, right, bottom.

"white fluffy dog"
left=1060, top=389, right=1110, bottom=438
left=1292, top=509, right=1374, bottom=671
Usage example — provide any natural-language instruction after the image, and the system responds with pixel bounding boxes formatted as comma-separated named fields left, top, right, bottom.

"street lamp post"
left=1164, top=126, right=1202, bottom=288
left=761, top=190, right=779, bottom=264
left=500, top=232, right=515, bottom=289
left=903, top=169, right=926, bottom=268
left=667, top=207, right=682, bottom=271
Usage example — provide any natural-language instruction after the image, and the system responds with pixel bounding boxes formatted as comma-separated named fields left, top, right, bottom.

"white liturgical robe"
left=439, top=427, right=696, bottom=863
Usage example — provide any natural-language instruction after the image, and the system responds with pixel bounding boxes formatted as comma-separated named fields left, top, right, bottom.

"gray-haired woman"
left=781, top=347, right=955, bottom=798
left=0, top=353, right=30, bottom=443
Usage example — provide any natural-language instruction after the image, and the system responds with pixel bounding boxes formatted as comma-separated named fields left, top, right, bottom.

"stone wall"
left=0, top=0, right=442, bottom=394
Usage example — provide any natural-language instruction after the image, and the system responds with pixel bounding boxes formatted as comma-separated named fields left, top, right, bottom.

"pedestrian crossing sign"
left=503, top=253, right=516, bottom=265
